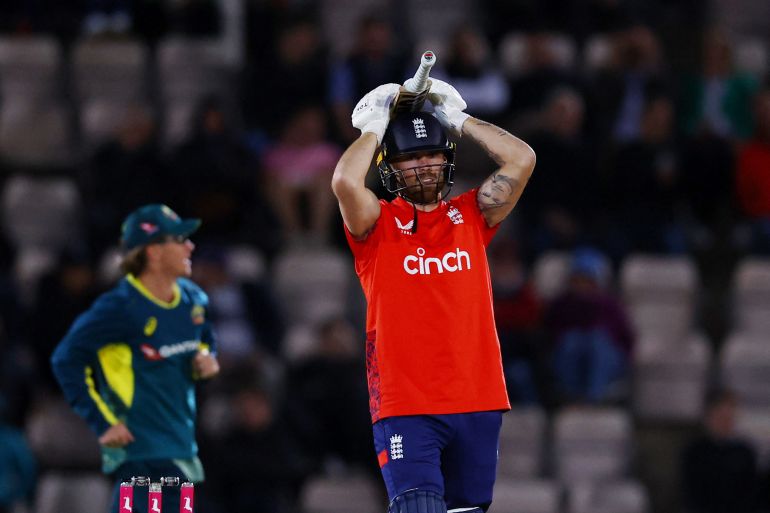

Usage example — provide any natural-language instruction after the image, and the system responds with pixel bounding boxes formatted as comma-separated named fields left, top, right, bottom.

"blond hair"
left=119, top=246, right=148, bottom=276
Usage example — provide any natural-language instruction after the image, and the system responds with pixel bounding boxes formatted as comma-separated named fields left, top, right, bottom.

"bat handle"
left=404, top=50, right=436, bottom=93
left=393, top=50, right=437, bottom=116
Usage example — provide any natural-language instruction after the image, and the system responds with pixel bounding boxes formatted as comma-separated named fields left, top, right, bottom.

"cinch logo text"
left=403, top=247, right=471, bottom=275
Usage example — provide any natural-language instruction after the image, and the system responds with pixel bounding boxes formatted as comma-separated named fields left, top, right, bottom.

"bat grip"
left=404, top=51, right=435, bottom=93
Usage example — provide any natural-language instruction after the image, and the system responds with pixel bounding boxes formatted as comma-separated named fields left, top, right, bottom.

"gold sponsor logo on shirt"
left=144, top=317, right=157, bottom=336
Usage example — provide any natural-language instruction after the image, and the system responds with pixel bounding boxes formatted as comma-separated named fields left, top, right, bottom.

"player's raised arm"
left=429, top=79, right=536, bottom=228
left=467, top=118, right=536, bottom=227
left=332, top=83, right=400, bottom=238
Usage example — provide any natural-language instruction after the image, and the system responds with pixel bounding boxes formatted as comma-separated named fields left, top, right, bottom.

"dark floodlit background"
left=0, top=1, right=769, bottom=512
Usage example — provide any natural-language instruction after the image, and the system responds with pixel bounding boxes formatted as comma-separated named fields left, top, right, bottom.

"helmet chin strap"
left=406, top=189, right=444, bottom=234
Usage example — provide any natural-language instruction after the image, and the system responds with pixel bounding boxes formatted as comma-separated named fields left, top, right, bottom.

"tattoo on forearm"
left=478, top=173, right=517, bottom=211
left=472, top=120, right=511, bottom=137
left=468, top=121, right=514, bottom=165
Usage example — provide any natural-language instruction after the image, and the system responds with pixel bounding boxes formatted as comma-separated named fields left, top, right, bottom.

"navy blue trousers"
left=373, top=412, right=502, bottom=511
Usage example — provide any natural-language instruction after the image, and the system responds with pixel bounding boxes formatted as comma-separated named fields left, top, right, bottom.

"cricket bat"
left=392, top=50, right=436, bottom=116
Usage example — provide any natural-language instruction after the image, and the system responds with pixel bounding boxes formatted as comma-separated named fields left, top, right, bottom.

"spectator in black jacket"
left=284, top=317, right=373, bottom=475
left=203, top=368, right=311, bottom=513
left=681, top=389, right=761, bottom=513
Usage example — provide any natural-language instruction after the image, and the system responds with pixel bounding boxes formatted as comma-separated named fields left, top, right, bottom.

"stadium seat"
left=732, top=257, right=770, bottom=291
left=13, top=246, right=58, bottom=306
left=620, top=254, right=698, bottom=342
left=734, top=37, right=768, bottom=77
left=25, top=397, right=101, bottom=470
left=34, top=473, right=112, bottom=513
left=731, top=258, right=770, bottom=335
left=0, top=36, right=62, bottom=100
left=498, top=407, right=547, bottom=478
left=626, top=301, right=693, bottom=340
left=553, top=407, right=632, bottom=483
left=0, top=174, right=82, bottom=252
left=225, top=244, right=266, bottom=282
left=499, top=32, right=578, bottom=78
left=156, top=37, right=230, bottom=102
left=735, top=407, right=770, bottom=465
left=282, top=322, right=318, bottom=361
left=568, top=480, right=649, bottom=513
left=488, top=479, right=561, bottom=513
left=2, top=175, right=82, bottom=301
left=272, top=246, right=353, bottom=326
left=582, top=35, right=613, bottom=71
left=0, top=99, right=71, bottom=166
left=96, top=246, right=122, bottom=287
left=720, top=332, right=770, bottom=407
left=633, top=333, right=711, bottom=422
left=531, top=251, right=571, bottom=301
left=161, top=98, right=200, bottom=149
left=72, top=38, right=148, bottom=102
left=301, top=472, right=382, bottom=513
left=79, top=99, right=154, bottom=150
left=543, top=33, right=578, bottom=69
left=157, top=38, right=235, bottom=148
left=498, top=32, right=528, bottom=78
left=620, top=254, right=698, bottom=306
left=406, top=0, right=474, bottom=58
left=734, top=307, right=770, bottom=337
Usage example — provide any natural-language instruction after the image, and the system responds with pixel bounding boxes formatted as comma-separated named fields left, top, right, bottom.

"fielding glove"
left=352, top=83, right=401, bottom=143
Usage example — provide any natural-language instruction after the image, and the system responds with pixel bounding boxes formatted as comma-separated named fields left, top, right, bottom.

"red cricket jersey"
left=345, top=189, right=511, bottom=422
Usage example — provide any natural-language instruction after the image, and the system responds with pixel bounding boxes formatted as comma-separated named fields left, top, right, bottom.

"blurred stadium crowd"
left=1, top=0, right=770, bottom=512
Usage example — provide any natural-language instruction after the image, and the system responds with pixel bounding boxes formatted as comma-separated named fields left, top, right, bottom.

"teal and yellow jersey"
left=51, top=274, right=216, bottom=474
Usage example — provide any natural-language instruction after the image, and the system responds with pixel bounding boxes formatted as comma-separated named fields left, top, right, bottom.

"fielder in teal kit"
left=51, top=204, right=220, bottom=513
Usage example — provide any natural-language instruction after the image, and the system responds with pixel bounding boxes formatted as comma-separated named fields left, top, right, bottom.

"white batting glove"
left=352, top=83, right=401, bottom=144
left=428, top=78, right=470, bottom=137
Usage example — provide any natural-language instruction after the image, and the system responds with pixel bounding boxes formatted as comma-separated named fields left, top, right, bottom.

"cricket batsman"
left=331, top=67, right=536, bottom=512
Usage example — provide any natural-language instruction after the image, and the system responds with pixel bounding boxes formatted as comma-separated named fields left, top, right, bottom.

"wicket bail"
left=119, top=477, right=194, bottom=513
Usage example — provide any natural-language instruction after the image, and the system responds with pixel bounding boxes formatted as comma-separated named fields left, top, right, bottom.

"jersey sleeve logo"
left=191, top=305, right=205, bottom=325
